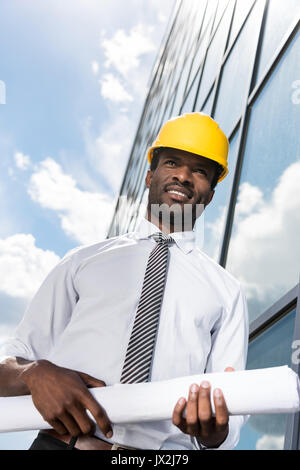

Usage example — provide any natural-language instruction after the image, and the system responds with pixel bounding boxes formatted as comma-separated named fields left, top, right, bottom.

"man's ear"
left=145, top=169, right=153, bottom=189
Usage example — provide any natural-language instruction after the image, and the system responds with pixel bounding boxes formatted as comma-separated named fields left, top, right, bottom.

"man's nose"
left=172, top=164, right=193, bottom=184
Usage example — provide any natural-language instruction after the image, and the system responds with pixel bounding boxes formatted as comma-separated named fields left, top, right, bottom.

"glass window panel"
left=228, top=0, right=255, bottom=47
left=186, top=0, right=220, bottom=92
left=200, top=86, right=214, bottom=114
left=236, top=309, right=296, bottom=450
left=197, top=128, right=240, bottom=260
left=164, top=91, right=176, bottom=120
left=186, top=16, right=213, bottom=92
left=214, top=0, right=263, bottom=136
left=180, top=74, right=199, bottom=113
left=188, top=0, right=207, bottom=43
left=170, top=27, right=191, bottom=83
left=127, top=141, right=148, bottom=193
left=213, top=0, right=231, bottom=35
left=150, top=81, right=172, bottom=137
left=195, top=1, right=233, bottom=109
left=226, top=29, right=300, bottom=322
left=256, top=0, right=300, bottom=85
left=182, top=4, right=202, bottom=54
left=175, top=38, right=200, bottom=106
left=172, top=62, right=193, bottom=116
left=132, top=152, right=148, bottom=200
left=134, top=188, right=149, bottom=230
left=113, top=193, right=131, bottom=236
left=203, top=0, right=218, bottom=26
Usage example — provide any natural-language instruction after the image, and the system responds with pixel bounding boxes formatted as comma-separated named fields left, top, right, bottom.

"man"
left=0, top=112, right=249, bottom=450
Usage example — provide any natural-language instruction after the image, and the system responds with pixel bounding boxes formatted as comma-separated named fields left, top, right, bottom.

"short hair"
left=150, top=147, right=223, bottom=190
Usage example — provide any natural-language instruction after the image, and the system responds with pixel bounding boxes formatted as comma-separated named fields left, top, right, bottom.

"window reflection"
left=214, top=0, right=263, bottom=136
left=200, top=86, right=214, bottom=114
left=197, top=128, right=240, bottom=260
left=186, top=20, right=212, bottom=94
left=236, top=309, right=296, bottom=450
left=180, top=74, right=199, bottom=113
left=226, top=29, right=300, bottom=322
left=255, top=0, right=300, bottom=86
left=213, top=0, right=230, bottom=36
left=195, top=2, right=233, bottom=110
left=134, top=188, right=149, bottom=230
left=228, top=0, right=255, bottom=47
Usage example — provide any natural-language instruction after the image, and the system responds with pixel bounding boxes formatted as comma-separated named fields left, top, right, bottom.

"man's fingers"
left=82, top=392, right=113, bottom=438
left=224, top=366, right=235, bottom=372
left=185, top=384, right=200, bottom=436
left=48, top=418, right=68, bottom=436
left=77, top=371, right=106, bottom=388
left=197, top=381, right=213, bottom=438
left=172, top=397, right=187, bottom=432
left=56, top=411, right=82, bottom=437
left=69, top=403, right=96, bottom=436
left=213, top=388, right=229, bottom=434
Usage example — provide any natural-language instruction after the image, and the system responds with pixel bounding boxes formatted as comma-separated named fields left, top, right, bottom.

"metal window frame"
left=246, top=281, right=300, bottom=450
left=218, top=0, right=267, bottom=267
left=284, top=279, right=300, bottom=450
left=218, top=9, right=300, bottom=268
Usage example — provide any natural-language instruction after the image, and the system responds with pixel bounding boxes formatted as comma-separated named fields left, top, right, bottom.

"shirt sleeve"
left=194, top=284, right=249, bottom=450
left=0, top=249, right=79, bottom=363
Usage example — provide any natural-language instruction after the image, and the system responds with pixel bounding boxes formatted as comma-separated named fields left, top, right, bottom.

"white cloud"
left=256, top=434, right=284, bottom=450
left=0, top=233, right=60, bottom=300
left=101, top=24, right=156, bottom=78
left=82, top=112, right=137, bottom=196
left=158, top=12, right=168, bottom=23
left=7, top=167, right=15, bottom=178
left=205, top=205, right=227, bottom=260
left=14, top=151, right=32, bottom=171
left=235, top=182, right=264, bottom=217
left=99, top=73, right=133, bottom=103
left=227, top=160, right=300, bottom=303
left=0, top=178, right=20, bottom=238
left=91, top=60, right=99, bottom=75
left=28, top=158, right=114, bottom=244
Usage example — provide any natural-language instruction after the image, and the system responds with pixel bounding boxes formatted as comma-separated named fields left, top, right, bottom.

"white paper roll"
left=0, top=365, right=299, bottom=433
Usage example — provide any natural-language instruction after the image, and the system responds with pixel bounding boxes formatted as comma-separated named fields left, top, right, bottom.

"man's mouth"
left=165, top=186, right=192, bottom=202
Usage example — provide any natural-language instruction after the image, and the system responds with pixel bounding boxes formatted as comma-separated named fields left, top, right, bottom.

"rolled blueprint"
left=0, top=365, right=299, bottom=433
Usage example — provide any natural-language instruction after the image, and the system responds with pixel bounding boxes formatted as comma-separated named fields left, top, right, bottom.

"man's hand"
left=172, top=367, right=234, bottom=448
left=20, top=360, right=113, bottom=439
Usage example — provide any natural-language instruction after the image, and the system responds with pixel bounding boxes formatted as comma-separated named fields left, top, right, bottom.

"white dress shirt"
left=1, top=217, right=249, bottom=450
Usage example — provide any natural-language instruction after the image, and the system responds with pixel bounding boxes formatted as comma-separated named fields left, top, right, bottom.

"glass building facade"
left=107, top=0, right=300, bottom=450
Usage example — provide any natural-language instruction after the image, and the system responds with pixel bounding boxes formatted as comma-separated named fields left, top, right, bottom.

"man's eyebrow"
left=161, top=154, right=181, bottom=161
left=162, top=154, right=210, bottom=168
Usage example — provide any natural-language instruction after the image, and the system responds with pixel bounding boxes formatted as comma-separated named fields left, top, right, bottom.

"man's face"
left=145, top=148, right=216, bottom=228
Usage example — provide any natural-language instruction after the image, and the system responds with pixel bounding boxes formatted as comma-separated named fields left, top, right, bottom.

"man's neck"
left=146, top=213, right=194, bottom=234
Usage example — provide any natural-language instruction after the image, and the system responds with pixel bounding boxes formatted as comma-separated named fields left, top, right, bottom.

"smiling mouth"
left=166, top=188, right=192, bottom=201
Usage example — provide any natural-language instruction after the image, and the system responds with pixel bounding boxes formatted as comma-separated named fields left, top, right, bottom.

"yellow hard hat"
left=147, top=112, right=229, bottom=182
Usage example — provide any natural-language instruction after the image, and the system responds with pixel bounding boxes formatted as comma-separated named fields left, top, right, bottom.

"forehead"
left=158, top=148, right=215, bottom=168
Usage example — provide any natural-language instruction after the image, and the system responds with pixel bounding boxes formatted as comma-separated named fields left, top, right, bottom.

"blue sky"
left=0, top=0, right=175, bottom=449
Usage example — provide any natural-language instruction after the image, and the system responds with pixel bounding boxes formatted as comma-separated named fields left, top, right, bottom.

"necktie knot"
left=151, top=232, right=175, bottom=246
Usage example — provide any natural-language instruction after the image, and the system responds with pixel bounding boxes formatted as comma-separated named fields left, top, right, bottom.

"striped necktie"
left=120, top=232, right=175, bottom=384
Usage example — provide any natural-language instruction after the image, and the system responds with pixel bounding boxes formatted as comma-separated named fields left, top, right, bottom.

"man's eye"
left=195, top=168, right=207, bottom=176
left=165, top=160, right=176, bottom=165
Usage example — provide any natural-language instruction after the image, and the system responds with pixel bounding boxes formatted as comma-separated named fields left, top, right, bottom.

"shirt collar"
left=134, top=217, right=195, bottom=255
